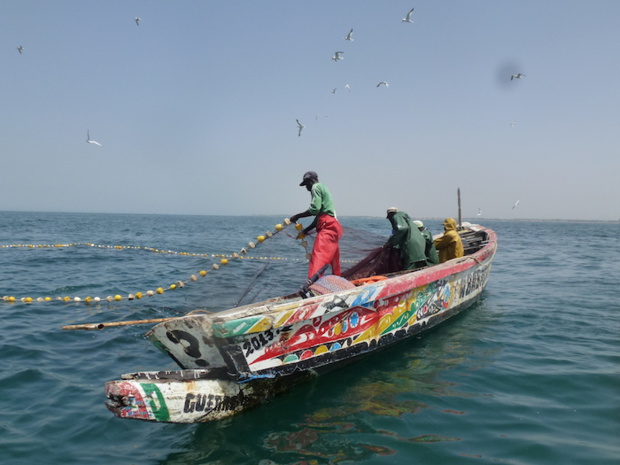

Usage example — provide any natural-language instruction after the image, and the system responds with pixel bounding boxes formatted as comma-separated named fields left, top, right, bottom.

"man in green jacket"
left=386, top=207, right=427, bottom=271
left=413, top=220, right=439, bottom=265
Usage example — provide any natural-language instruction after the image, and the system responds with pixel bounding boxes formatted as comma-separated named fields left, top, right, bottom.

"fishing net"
left=234, top=224, right=391, bottom=307
left=340, top=245, right=401, bottom=281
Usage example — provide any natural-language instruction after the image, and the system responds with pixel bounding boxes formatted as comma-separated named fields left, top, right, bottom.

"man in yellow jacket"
left=434, top=218, right=464, bottom=263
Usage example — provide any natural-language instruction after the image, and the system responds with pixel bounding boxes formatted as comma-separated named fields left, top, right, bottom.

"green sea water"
left=0, top=212, right=618, bottom=464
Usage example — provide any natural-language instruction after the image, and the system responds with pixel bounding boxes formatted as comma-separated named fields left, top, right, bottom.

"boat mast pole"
left=457, top=187, right=462, bottom=228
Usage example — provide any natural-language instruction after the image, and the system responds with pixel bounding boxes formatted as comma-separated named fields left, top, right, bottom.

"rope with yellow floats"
left=0, top=242, right=302, bottom=261
left=1, top=219, right=312, bottom=305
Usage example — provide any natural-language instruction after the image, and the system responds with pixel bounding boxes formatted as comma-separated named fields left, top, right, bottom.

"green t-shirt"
left=308, top=183, right=336, bottom=217
left=307, top=183, right=336, bottom=230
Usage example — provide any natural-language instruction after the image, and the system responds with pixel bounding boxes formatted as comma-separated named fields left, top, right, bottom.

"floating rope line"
left=1, top=219, right=297, bottom=305
left=1, top=219, right=359, bottom=305
left=0, top=242, right=304, bottom=261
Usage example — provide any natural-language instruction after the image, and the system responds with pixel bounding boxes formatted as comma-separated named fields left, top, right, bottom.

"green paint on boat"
left=141, top=383, right=170, bottom=422
left=213, top=315, right=266, bottom=337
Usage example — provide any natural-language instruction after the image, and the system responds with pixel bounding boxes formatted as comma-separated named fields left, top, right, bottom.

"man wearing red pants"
left=290, top=171, right=343, bottom=278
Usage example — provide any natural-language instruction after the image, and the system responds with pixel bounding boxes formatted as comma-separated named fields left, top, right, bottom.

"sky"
left=2, top=1, right=619, bottom=221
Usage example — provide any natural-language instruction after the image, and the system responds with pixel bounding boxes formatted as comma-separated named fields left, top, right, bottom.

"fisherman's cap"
left=413, top=220, right=424, bottom=228
left=299, top=171, right=319, bottom=186
left=386, top=207, right=398, bottom=218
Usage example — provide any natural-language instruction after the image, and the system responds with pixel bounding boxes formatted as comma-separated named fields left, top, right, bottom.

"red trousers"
left=308, top=214, right=344, bottom=278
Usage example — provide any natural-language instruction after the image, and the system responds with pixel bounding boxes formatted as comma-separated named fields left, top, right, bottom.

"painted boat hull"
left=106, top=225, right=497, bottom=423
left=105, top=369, right=315, bottom=423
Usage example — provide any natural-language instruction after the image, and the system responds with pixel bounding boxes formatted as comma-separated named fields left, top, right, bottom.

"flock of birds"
left=295, top=8, right=419, bottom=137
left=13, top=8, right=525, bottom=213
left=295, top=7, right=526, bottom=140
left=16, top=12, right=402, bottom=144
left=293, top=8, right=525, bottom=214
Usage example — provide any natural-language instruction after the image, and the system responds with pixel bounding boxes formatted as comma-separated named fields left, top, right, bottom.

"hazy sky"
left=2, top=1, right=619, bottom=221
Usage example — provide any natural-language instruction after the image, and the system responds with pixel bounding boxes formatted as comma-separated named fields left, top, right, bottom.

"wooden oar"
left=62, top=309, right=214, bottom=331
left=62, top=317, right=178, bottom=331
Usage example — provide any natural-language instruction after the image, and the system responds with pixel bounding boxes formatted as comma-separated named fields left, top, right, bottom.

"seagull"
left=86, top=130, right=102, bottom=146
left=345, top=84, right=351, bottom=92
left=135, top=17, right=141, bottom=26
left=376, top=81, right=389, bottom=88
left=477, top=208, right=482, bottom=217
left=332, top=51, right=344, bottom=62
left=17, top=45, right=24, bottom=54
left=344, top=29, right=354, bottom=41
left=331, top=88, right=337, bottom=94
left=510, top=121, right=516, bottom=127
left=511, top=73, right=526, bottom=80
left=512, top=199, right=520, bottom=210
left=402, top=8, right=414, bottom=23
left=296, top=119, right=305, bottom=137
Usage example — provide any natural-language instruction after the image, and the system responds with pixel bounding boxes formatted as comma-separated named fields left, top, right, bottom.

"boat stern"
left=105, top=379, right=169, bottom=422
left=105, top=369, right=315, bottom=423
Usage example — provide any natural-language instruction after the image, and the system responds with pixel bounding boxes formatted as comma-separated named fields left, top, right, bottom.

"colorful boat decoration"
left=105, top=224, right=497, bottom=423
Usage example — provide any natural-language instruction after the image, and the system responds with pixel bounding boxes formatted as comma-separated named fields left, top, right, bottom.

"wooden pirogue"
left=105, top=223, right=497, bottom=423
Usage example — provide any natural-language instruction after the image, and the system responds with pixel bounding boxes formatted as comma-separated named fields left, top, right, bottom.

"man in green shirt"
left=290, top=171, right=343, bottom=278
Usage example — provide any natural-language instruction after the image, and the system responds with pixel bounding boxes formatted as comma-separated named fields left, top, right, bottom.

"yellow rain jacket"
left=434, top=218, right=464, bottom=263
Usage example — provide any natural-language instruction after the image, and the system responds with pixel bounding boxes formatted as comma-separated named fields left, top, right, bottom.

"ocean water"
left=0, top=212, right=618, bottom=465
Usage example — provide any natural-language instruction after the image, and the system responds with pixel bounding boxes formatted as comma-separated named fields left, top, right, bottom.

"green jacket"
left=420, top=228, right=440, bottom=265
left=387, top=212, right=427, bottom=270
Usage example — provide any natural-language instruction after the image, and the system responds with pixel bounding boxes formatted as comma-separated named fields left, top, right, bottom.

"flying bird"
left=345, top=84, right=351, bottom=92
left=332, top=51, right=344, bottom=62
left=135, top=17, right=141, bottom=26
left=511, top=73, right=526, bottom=80
left=331, top=88, right=337, bottom=94
left=296, top=119, right=305, bottom=137
left=512, top=200, right=520, bottom=210
left=402, top=8, right=414, bottom=23
left=510, top=121, right=516, bottom=127
left=477, top=208, right=482, bottom=217
left=344, top=29, right=354, bottom=41
left=86, top=130, right=102, bottom=146
left=376, top=81, right=389, bottom=88
left=17, top=45, right=24, bottom=54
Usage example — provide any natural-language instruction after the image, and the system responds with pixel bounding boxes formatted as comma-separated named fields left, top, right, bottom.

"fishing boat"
left=105, top=223, right=497, bottom=423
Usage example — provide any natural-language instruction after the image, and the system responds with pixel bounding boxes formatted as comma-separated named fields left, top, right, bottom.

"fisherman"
left=290, top=171, right=344, bottom=278
left=385, top=207, right=427, bottom=271
left=413, top=220, right=439, bottom=265
left=434, top=217, right=464, bottom=263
